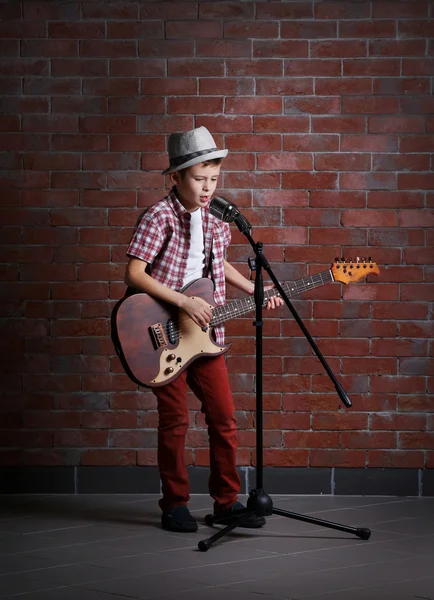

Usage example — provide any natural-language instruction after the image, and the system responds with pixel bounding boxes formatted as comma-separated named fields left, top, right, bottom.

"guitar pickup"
left=150, top=323, right=168, bottom=349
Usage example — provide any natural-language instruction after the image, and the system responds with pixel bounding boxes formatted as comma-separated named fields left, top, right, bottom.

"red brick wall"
left=1, top=1, right=433, bottom=471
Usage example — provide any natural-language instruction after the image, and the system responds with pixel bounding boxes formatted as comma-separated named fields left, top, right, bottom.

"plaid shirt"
left=126, top=188, right=231, bottom=345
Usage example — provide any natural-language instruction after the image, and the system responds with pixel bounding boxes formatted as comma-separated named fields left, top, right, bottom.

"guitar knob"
left=167, top=354, right=176, bottom=361
left=165, top=367, right=174, bottom=374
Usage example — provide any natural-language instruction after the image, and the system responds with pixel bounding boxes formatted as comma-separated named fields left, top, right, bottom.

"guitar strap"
left=205, top=232, right=215, bottom=287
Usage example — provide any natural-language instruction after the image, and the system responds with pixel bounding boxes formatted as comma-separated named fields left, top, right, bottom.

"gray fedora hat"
left=162, top=126, right=228, bottom=175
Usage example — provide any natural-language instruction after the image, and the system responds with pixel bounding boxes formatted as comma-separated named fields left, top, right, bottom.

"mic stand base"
left=199, top=489, right=371, bottom=551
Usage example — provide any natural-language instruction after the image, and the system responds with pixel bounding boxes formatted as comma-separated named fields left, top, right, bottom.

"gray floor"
left=0, top=494, right=433, bottom=600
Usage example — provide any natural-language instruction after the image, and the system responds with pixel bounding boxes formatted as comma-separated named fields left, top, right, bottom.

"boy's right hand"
left=179, top=296, right=213, bottom=329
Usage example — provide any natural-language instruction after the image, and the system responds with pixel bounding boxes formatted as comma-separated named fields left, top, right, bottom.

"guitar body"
left=111, top=278, right=230, bottom=388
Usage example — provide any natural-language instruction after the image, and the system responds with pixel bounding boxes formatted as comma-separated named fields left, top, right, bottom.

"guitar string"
left=162, top=271, right=333, bottom=342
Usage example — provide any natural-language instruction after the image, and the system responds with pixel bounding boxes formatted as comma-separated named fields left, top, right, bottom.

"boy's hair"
left=177, top=158, right=223, bottom=178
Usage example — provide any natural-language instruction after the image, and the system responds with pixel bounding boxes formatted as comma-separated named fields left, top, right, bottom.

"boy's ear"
left=169, top=171, right=180, bottom=185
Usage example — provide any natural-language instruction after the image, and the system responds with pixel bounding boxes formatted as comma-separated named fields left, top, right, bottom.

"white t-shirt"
left=182, top=208, right=205, bottom=286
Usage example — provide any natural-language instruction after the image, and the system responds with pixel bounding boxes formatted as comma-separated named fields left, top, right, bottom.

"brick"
left=111, top=58, right=165, bottom=77
left=400, top=322, right=434, bottom=338
left=399, top=432, right=434, bottom=450
left=315, top=154, right=370, bottom=172
left=399, top=210, right=434, bottom=228
left=224, top=171, right=280, bottom=189
left=341, top=209, right=397, bottom=227
left=166, top=20, right=222, bottom=39
left=168, top=97, right=224, bottom=115
left=375, top=78, right=430, bottom=96
left=310, top=227, right=366, bottom=246
left=253, top=190, right=308, bottom=207
left=400, top=358, right=434, bottom=376
left=399, top=173, right=434, bottom=190
left=399, top=395, right=434, bottom=412
left=368, top=450, right=424, bottom=469
left=264, top=412, right=309, bottom=431
left=224, top=21, right=279, bottom=39
left=256, top=2, right=313, bottom=19
left=81, top=449, right=136, bottom=466
left=311, top=40, right=367, bottom=58
left=343, top=284, right=398, bottom=302
left=371, top=375, right=426, bottom=394
left=375, top=266, right=423, bottom=283
left=284, top=134, right=338, bottom=152
left=83, top=153, right=139, bottom=172
left=284, top=431, right=339, bottom=448
left=138, top=115, right=194, bottom=133
left=401, top=284, right=434, bottom=302
left=0, top=58, right=48, bottom=76
left=254, top=40, right=308, bottom=58
left=344, top=59, right=400, bottom=77
left=257, top=153, right=312, bottom=171
left=403, top=59, right=434, bottom=76
left=52, top=97, right=106, bottom=115
left=370, top=413, right=427, bottom=432
left=312, top=117, right=365, bottom=134
left=254, top=116, right=308, bottom=133
left=281, top=21, right=337, bottom=39
left=401, top=135, right=434, bottom=153
left=51, top=172, right=107, bottom=190
left=285, top=59, right=341, bottom=77
left=342, top=432, right=397, bottom=449
left=263, top=449, right=308, bottom=467
left=369, top=40, right=426, bottom=57
left=310, top=449, right=366, bottom=468
left=316, top=78, right=372, bottom=96
left=83, top=78, right=139, bottom=96
left=22, top=115, right=78, bottom=133
left=227, top=59, right=283, bottom=77
left=368, top=192, right=424, bottom=208
left=200, top=78, right=254, bottom=96
left=0, top=22, right=46, bottom=38
left=374, top=154, right=430, bottom=172
left=341, top=357, right=397, bottom=374
left=370, top=228, right=423, bottom=247
left=282, top=208, right=338, bottom=227
left=339, top=21, right=396, bottom=38
left=340, top=319, right=397, bottom=338
left=226, top=133, right=280, bottom=151
left=107, top=21, right=164, bottom=39
left=51, top=58, right=108, bottom=77
left=285, top=96, right=340, bottom=115
left=373, top=1, right=429, bottom=18
left=283, top=172, right=338, bottom=190
left=401, top=97, right=434, bottom=115
left=142, top=77, right=197, bottom=96
left=341, top=172, right=396, bottom=190
left=372, top=339, right=428, bottom=357
left=197, top=39, right=251, bottom=58
left=81, top=40, right=137, bottom=58
left=342, top=97, right=399, bottom=115
left=110, top=134, right=164, bottom=152
left=22, top=40, right=78, bottom=58
left=23, top=410, right=80, bottom=429
left=399, top=20, right=434, bottom=38
left=49, top=22, right=105, bottom=39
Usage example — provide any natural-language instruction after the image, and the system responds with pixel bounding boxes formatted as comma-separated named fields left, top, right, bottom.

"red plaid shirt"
left=126, top=188, right=231, bottom=345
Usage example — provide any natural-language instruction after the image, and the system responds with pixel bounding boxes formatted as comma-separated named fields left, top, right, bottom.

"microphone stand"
left=198, top=214, right=371, bottom=552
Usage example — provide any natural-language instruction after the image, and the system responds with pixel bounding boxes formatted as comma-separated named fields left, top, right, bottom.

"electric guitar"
left=111, top=258, right=380, bottom=388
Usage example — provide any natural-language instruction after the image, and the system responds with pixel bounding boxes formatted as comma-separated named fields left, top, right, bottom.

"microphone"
left=209, top=196, right=240, bottom=223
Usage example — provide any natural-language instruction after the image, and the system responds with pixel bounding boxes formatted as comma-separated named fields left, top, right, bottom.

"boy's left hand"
left=264, top=284, right=284, bottom=310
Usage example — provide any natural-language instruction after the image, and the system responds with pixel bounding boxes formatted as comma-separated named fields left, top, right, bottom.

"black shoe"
left=213, top=501, right=266, bottom=529
left=161, top=505, right=198, bottom=533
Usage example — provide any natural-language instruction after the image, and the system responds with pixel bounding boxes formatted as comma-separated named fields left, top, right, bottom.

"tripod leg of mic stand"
left=198, top=511, right=256, bottom=552
left=272, top=507, right=371, bottom=540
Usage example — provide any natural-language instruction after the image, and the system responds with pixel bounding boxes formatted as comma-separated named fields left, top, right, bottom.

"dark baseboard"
left=0, top=466, right=432, bottom=496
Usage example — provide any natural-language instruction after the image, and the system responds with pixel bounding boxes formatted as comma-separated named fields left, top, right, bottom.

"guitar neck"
left=210, top=269, right=333, bottom=327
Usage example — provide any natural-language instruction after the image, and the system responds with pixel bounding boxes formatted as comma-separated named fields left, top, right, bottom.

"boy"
left=124, top=126, right=282, bottom=532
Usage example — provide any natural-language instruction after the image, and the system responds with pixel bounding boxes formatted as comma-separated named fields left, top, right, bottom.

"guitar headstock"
left=331, top=257, right=380, bottom=285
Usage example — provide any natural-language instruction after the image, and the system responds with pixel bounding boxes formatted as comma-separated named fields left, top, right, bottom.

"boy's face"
left=170, top=162, right=221, bottom=213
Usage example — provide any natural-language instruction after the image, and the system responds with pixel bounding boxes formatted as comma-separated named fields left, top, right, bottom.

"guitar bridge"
left=150, top=323, right=168, bottom=349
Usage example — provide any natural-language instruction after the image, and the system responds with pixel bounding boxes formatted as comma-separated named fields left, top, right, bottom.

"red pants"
left=153, top=354, right=240, bottom=513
